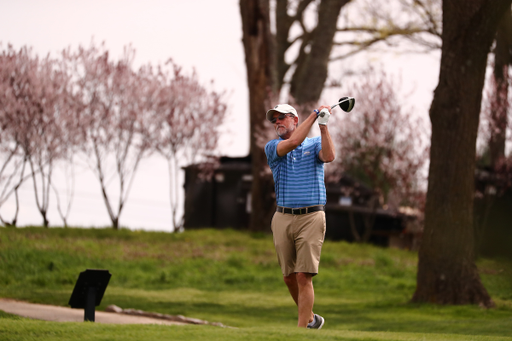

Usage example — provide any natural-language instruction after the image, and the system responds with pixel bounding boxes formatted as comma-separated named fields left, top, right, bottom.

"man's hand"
left=317, top=108, right=330, bottom=125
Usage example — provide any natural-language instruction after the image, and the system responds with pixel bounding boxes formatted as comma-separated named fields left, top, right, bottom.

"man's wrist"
left=313, top=109, right=320, bottom=116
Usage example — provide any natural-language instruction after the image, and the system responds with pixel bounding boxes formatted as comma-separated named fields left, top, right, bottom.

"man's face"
left=273, top=113, right=296, bottom=138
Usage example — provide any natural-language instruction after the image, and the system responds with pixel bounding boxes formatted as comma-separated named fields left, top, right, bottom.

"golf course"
left=1, top=227, right=511, bottom=340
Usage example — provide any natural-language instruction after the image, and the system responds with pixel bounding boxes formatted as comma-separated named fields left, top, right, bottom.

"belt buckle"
left=293, top=207, right=306, bottom=215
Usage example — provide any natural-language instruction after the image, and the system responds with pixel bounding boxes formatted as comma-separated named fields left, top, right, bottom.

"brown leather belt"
left=276, top=205, right=324, bottom=215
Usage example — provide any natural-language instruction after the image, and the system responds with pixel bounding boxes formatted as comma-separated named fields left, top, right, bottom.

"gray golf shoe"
left=307, top=314, right=324, bottom=329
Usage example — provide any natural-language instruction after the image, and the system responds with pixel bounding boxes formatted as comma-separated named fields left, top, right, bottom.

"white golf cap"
left=266, top=104, right=298, bottom=122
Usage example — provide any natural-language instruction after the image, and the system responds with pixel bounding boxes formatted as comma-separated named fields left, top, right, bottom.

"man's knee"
left=283, top=273, right=296, bottom=286
left=296, top=272, right=313, bottom=287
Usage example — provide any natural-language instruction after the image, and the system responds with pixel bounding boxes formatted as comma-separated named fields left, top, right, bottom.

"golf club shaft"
left=330, top=97, right=351, bottom=109
left=317, top=98, right=352, bottom=117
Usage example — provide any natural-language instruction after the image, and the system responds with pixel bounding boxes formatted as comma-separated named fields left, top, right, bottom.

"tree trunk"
left=240, top=0, right=277, bottom=231
left=290, top=0, right=349, bottom=107
left=361, top=197, right=378, bottom=242
left=490, top=9, right=512, bottom=167
left=348, top=196, right=378, bottom=243
left=112, top=217, right=119, bottom=230
left=412, top=0, right=511, bottom=308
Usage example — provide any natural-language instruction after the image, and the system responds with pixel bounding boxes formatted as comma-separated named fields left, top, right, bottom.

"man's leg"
left=291, top=211, right=325, bottom=327
left=283, top=273, right=299, bottom=305
left=296, top=272, right=314, bottom=327
left=283, top=272, right=314, bottom=327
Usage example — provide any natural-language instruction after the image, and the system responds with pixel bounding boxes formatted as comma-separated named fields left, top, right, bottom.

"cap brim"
left=266, top=109, right=279, bottom=121
left=266, top=109, right=298, bottom=121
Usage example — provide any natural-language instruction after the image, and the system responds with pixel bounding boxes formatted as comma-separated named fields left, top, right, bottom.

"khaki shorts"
left=271, top=209, right=326, bottom=276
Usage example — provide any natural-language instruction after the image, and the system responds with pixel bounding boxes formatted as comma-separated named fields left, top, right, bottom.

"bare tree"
left=333, top=0, right=442, bottom=60
left=328, top=68, right=428, bottom=242
left=150, top=60, right=227, bottom=230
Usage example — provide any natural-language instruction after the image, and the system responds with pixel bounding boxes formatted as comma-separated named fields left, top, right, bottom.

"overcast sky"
left=0, top=0, right=439, bottom=231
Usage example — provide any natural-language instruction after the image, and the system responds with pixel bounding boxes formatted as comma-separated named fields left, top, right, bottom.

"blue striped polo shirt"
left=265, top=136, right=326, bottom=208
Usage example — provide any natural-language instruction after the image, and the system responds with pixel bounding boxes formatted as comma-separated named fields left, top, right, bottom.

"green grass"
left=1, top=227, right=512, bottom=341
left=2, top=321, right=512, bottom=341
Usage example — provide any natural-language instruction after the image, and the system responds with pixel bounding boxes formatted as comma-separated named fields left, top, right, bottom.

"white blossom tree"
left=149, top=60, right=227, bottom=230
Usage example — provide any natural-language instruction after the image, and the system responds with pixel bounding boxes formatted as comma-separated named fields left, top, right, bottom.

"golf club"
left=332, top=97, right=355, bottom=111
left=319, top=97, right=355, bottom=117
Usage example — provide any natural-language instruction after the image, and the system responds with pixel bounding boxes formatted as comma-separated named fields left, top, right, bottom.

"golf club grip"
left=319, top=108, right=329, bottom=117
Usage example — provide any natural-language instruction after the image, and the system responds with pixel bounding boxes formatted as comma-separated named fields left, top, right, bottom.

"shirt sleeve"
left=265, top=139, right=282, bottom=167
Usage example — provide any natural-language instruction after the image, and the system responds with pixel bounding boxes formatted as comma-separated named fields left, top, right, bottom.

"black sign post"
left=69, top=269, right=111, bottom=322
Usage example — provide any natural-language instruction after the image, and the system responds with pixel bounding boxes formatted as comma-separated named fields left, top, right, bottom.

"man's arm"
left=276, top=104, right=332, bottom=157
left=319, top=125, right=335, bottom=163
left=276, top=112, right=318, bottom=157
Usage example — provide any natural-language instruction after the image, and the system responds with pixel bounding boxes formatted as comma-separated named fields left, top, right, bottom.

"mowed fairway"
left=1, top=227, right=511, bottom=341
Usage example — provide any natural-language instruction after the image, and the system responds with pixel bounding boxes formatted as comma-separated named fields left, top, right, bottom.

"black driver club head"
left=319, top=96, right=356, bottom=117
left=338, top=97, right=355, bottom=112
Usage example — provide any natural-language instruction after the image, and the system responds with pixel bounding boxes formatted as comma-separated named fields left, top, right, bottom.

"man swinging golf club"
left=264, top=98, right=354, bottom=329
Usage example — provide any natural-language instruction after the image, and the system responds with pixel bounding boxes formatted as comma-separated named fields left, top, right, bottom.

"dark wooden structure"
left=183, top=156, right=420, bottom=248
left=183, top=156, right=252, bottom=229
left=325, top=178, right=421, bottom=249
left=474, top=168, right=512, bottom=259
